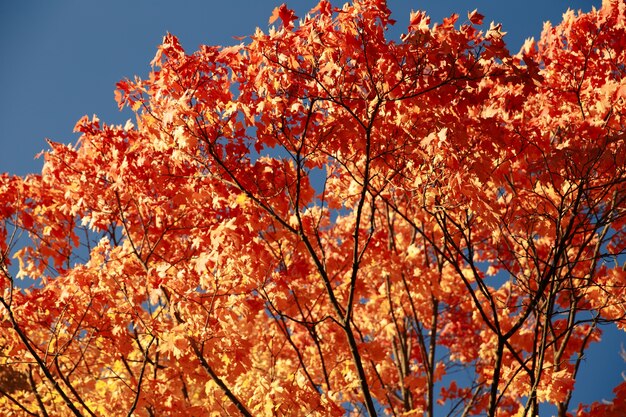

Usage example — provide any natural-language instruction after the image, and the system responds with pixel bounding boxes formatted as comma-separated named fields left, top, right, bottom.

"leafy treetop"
left=0, top=1, right=625, bottom=416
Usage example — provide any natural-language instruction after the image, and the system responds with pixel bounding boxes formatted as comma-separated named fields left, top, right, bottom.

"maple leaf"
left=468, top=9, right=485, bottom=25
left=269, top=4, right=298, bottom=30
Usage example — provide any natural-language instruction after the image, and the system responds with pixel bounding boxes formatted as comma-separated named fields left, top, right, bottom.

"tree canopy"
left=1, top=1, right=625, bottom=416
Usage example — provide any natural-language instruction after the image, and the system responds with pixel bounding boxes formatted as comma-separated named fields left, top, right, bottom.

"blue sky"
left=1, top=0, right=623, bottom=412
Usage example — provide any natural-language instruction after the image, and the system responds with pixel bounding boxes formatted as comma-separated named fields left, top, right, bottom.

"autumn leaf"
left=468, top=9, right=485, bottom=25
left=269, top=4, right=298, bottom=30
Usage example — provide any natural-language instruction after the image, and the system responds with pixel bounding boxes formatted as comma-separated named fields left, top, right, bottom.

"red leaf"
left=468, top=9, right=484, bottom=25
left=269, top=4, right=298, bottom=29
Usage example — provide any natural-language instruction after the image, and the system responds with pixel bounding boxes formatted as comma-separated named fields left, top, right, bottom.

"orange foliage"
left=0, top=1, right=625, bottom=416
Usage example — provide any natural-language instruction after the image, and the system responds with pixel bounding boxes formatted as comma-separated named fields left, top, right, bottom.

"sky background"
left=0, top=0, right=623, bottom=413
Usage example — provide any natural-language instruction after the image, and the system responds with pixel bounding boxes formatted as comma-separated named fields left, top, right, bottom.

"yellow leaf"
left=235, top=193, right=248, bottom=205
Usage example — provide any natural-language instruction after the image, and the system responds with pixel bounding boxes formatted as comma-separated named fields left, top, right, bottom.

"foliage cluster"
left=1, top=1, right=626, bottom=416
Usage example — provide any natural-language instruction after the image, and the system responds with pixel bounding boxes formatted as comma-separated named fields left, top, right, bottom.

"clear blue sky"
left=1, top=0, right=622, bottom=412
